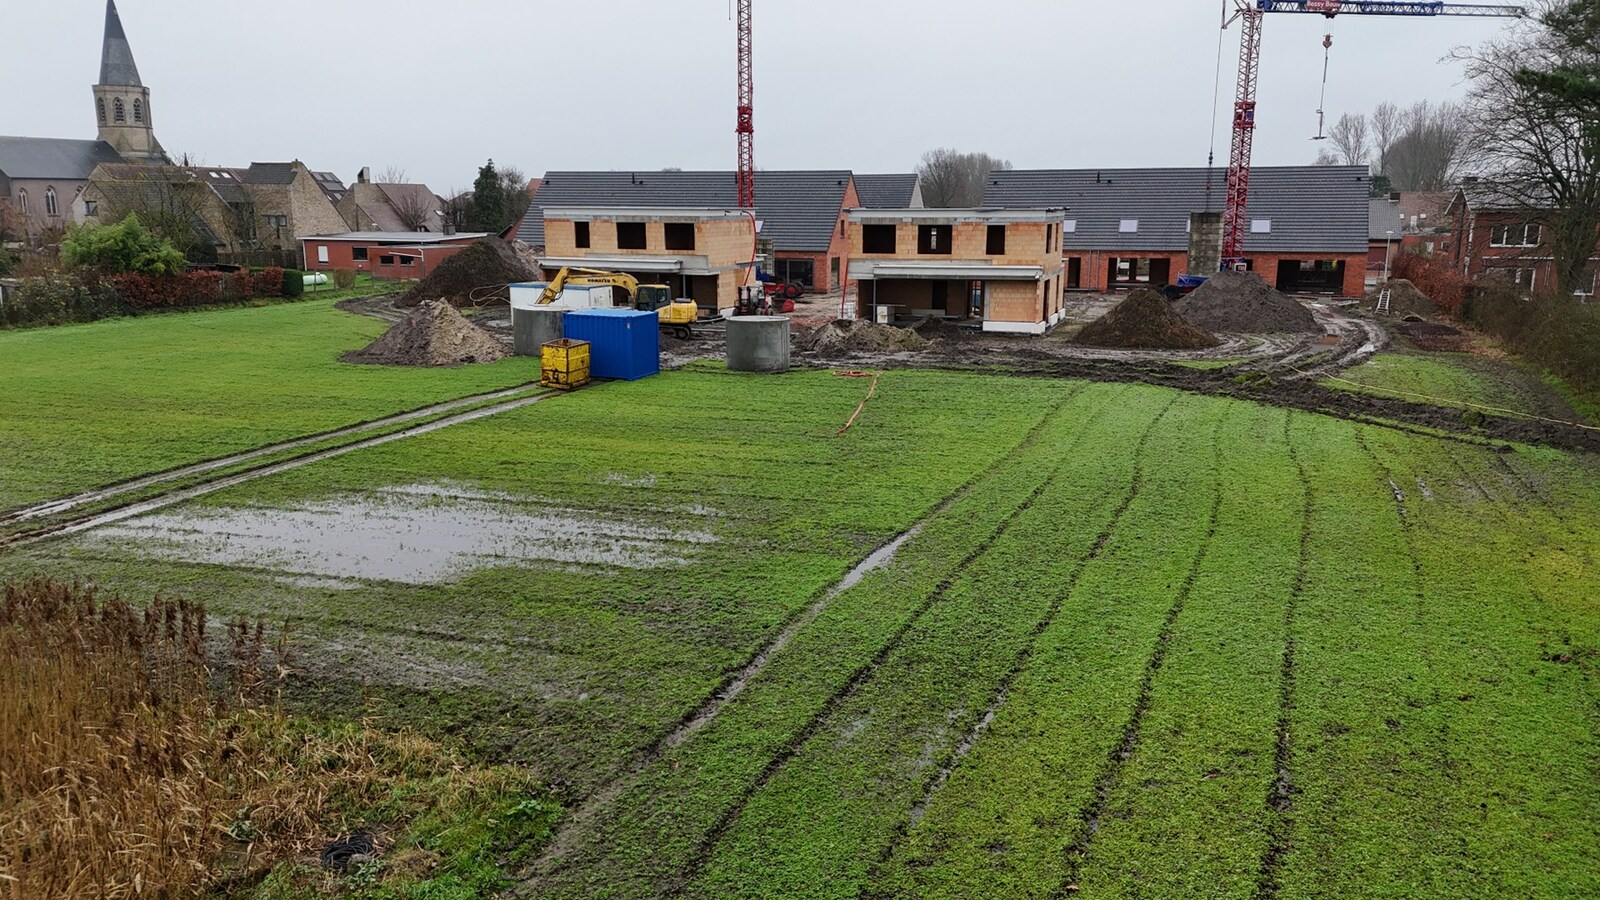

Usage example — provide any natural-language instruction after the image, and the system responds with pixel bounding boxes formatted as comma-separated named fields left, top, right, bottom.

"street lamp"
left=1383, top=229, right=1395, bottom=282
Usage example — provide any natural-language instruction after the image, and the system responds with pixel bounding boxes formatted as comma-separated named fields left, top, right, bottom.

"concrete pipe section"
left=511, top=307, right=566, bottom=357
left=726, top=315, right=791, bottom=373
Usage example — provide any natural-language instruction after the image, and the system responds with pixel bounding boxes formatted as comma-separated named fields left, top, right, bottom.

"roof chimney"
left=358, top=166, right=370, bottom=184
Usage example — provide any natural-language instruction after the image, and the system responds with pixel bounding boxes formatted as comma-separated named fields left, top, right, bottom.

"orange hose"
left=835, top=370, right=880, bottom=435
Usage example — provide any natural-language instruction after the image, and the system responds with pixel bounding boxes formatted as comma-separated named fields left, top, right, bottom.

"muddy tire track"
left=856, top=395, right=1181, bottom=892
left=658, top=398, right=1121, bottom=898
left=0, top=383, right=544, bottom=528
left=522, top=385, right=1099, bottom=884
left=1253, top=410, right=1314, bottom=900
left=0, top=392, right=557, bottom=550
left=1053, top=400, right=1227, bottom=892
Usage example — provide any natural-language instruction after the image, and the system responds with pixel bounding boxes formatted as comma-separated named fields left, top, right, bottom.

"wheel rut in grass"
left=661, top=396, right=1108, bottom=897
left=0, top=382, right=543, bottom=528
left=524, top=386, right=1091, bottom=880
left=0, top=392, right=557, bottom=550
left=861, top=394, right=1187, bottom=889
left=1253, top=410, right=1314, bottom=900
left=1055, top=399, right=1226, bottom=892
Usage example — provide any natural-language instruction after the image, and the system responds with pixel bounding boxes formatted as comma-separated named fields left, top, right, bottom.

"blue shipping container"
left=560, top=309, right=660, bottom=381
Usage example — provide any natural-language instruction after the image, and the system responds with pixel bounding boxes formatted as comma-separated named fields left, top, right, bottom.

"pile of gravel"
left=396, top=239, right=537, bottom=308
left=1073, top=289, right=1220, bottom=349
left=1175, top=271, right=1319, bottom=333
left=796, top=319, right=932, bottom=354
left=343, top=299, right=508, bottom=366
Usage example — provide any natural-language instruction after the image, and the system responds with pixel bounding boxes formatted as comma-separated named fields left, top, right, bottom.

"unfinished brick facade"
left=540, top=208, right=756, bottom=314
left=846, top=208, right=1067, bottom=334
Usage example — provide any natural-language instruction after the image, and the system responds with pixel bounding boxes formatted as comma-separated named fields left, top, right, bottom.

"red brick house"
left=1447, top=185, right=1599, bottom=296
left=301, top=231, right=488, bottom=280
left=983, top=165, right=1372, bottom=297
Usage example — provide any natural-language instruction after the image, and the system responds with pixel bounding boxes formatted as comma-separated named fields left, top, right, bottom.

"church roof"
left=0, top=136, right=125, bottom=180
left=100, top=0, right=143, bottom=87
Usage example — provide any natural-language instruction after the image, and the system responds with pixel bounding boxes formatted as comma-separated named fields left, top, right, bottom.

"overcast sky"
left=4, top=1, right=1522, bottom=191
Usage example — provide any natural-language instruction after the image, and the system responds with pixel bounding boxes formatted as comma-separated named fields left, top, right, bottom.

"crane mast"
left=735, top=0, right=755, bottom=210
left=1218, top=0, right=1525, bottom=270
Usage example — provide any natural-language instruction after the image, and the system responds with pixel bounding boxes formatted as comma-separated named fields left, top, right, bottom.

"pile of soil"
left=909, top=316, right=976, bottom=343
left=396, top=239, right=537, bottom=308
left=795, top=319, right=932, bottom=354
left=343, top=299, right=508, bottom=366
left=1073, top=289, right=1220, bottom=350
left=1174, top=271, right=1319, bottom=333
left=1366, top=279, right=1437, bottom=318
left=1397, top=319, right=1469, bottom=352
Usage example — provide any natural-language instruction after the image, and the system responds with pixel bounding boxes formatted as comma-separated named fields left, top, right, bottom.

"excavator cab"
left=632, top=284, right=701, bottom=338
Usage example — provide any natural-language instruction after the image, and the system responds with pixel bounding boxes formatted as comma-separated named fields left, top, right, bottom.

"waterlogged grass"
left=0, top=296, right=531, bottom=509
left=3, top=362, right=1597, bottom=897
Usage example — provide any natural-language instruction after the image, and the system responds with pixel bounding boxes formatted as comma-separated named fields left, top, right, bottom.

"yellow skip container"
left=540, top=339, right=591, bottom=390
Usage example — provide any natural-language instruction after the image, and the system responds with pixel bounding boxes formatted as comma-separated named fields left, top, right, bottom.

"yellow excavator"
left=537, top=267, right=702, bottom=338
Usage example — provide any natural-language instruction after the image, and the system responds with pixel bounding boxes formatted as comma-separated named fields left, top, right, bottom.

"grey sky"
left=4, top=1, right=1521, bottom=192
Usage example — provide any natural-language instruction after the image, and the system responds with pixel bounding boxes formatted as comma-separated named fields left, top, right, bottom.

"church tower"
left=93, top=0, right=166, bottom=162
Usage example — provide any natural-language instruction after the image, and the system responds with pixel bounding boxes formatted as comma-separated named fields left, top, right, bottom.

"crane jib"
left=1254, top=1, right=1525, bottom=16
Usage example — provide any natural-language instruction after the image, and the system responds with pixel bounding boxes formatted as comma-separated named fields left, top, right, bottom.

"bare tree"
left=378, top=165, right=408, bottom=184
left=498, top=165, right=532, bottom=229
left=1329, top=112, right=1371, bottom=166
left=1313, top=146, right=1342, bottom=165
left=1386, top=100, right=1466, bottom=191
left=916, top=148, right=1014, bottom=208
left=440, top=189, right=472, bottom=231
left=1371, top=101, right=1405, bottom=177
left=1455, top=2, right=1600, bottom=296
left=98, top=168, right=229, bottom=261
left=387, top=186, right=438, bottom=232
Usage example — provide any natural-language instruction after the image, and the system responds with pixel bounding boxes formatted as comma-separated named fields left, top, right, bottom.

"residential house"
left=847, top=207, right=1068, bottom=334
left=79, top=163, right=242, bottom=254
left=1447, top=184, right=1599, bottom=296
left=538, top=207, right=756, bottom=314
left=983, top=165, right=1371, bottom=296
left=1368, top=196, right=1404, bottom=282
left=854, top=173, right=923, bottom=209
left=302, top=231, right=489, bottom=280
left=517, top=170, right=858, bottom=293
left=235, top=162, right=349, bottom=253
left=337, top=167, right=445, bottom=233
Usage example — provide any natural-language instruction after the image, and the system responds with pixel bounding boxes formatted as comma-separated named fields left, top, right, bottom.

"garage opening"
left=1108, top=257, right=1171, bottom=289
left=1274, top=259, right=1345, bottom=294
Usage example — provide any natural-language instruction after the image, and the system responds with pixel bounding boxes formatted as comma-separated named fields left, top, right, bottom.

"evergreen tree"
left=470, top=159, right=507, bottom=233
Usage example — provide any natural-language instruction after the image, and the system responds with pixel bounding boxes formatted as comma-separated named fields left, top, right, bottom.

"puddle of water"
left=81, top=482, right=715, bottom=584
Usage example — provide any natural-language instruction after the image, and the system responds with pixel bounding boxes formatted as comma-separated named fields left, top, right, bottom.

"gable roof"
left=311, top=171, right=346, bottom=203
left=982, top=165, right=1371, bottom=254
left=516, top=170, right=852, bottom=251
left=0, top=136, right=124, bottom=180
left=854, top=173, right=919, bottom=208
left=1369, top=198, right=1404, bottom=241
left=241, top=162, right=299, bottom=185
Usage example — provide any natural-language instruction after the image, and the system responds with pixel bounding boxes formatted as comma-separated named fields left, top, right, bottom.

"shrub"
left=2, top=275, right=128, bottom=327
left=1393, top=252, right=1470, bottom=318
left=281, top=268, right=305, bottom=297
left=1467, top=285, right=1600, bottom=399
left=59, top=214, right=186, bottom=276
left=333, top=267, right=358, bottom=289
left=257, top=266, right=286, bottom=297
left=107, top=271, right=226, bottom=309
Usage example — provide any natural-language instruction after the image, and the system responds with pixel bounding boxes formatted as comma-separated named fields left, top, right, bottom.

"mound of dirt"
left=1174, top=271, right=1319, bottom=333
left=1366, top=278, right=1437, bottom=318
left=795, top=319, right=932, bottom=355
left=343, top=299, right=508, bottom=366
left=1073, top=289, right=1220, bottom=350
left=909, top=316, right=976, bottom=343
left=396, top=239, right=536, bottom=308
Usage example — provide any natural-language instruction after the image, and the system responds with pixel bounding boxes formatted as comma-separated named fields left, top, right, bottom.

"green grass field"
left=3, top=305, right=1597, bottom=897
left=0, top=296, right=532, bottom=509
left=1326, top=349, right=1594, bottom=425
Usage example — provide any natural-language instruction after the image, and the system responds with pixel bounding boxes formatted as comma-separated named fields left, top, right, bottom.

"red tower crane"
left=1218, top=0, right=1526, bottom=271
left=735, top=0, right=755, bottom=210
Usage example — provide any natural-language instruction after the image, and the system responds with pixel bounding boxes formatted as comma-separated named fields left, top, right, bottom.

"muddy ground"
left=339, top=291, right=1599, bottom=454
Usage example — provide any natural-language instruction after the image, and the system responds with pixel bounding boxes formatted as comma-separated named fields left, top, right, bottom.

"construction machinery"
left=1218, top=0, right=1525, bottom=270
left=536, top=266, right=703, bottom=338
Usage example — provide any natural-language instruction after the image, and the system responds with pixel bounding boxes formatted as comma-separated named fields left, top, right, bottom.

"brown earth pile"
left=343, top=299, right=508, bottom=366
left=910, top=316, right=976, bottom=343
left=1366, top=278, right=1438, bottom=318
left=1174, top=271, right=1319, bottom=333
left=795, top=319, right=932, bottom=354
left=1074, top=289, right=1220, bottom=349
left=396, top=239, right=537, bottom=308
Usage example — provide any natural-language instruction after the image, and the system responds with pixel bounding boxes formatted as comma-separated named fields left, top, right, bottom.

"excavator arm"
left=536, top=267, right=642, bottom=304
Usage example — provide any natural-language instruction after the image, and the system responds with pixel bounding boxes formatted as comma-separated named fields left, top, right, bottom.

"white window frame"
left=316, top=245, right=329, bottom=264
left=1063, top=219, right=1077, bottom=233
left=1489, top=223, right=1540, bottom=248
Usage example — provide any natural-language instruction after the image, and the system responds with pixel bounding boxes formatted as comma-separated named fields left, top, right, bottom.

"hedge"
left=1, top=267, right=288, bottom=329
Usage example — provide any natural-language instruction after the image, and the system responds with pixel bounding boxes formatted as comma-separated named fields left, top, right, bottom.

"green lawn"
left=1324, top=350, right=1592, bottom=424
left=3, top=365, right=1597, bottom=897
left=0, top=296, right=532, bottom=509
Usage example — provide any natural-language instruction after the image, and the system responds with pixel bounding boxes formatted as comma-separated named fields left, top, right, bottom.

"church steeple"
left=99, top=0, right=143, bottom=86
left=93, top=1, right=166, bottom=162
